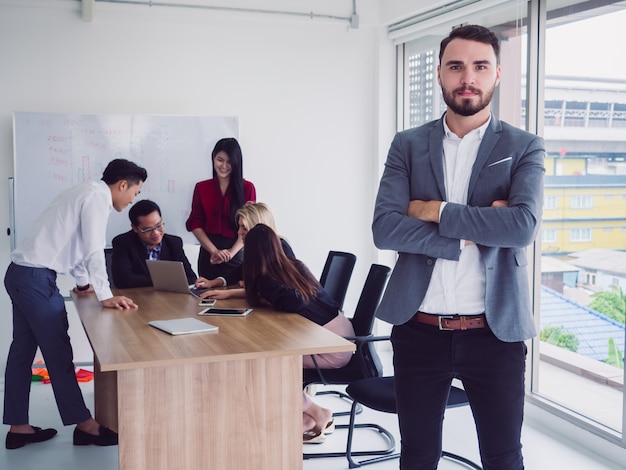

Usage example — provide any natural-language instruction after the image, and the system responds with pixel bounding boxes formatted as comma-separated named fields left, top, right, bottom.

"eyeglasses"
left=137, top=221, right=165, bottom=234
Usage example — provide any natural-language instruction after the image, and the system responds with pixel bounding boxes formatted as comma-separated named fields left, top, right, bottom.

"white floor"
left=0, top=376, right=623, bottom=470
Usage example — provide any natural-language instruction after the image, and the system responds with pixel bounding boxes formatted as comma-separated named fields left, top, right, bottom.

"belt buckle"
left=437, top=315, right=455, bottom=331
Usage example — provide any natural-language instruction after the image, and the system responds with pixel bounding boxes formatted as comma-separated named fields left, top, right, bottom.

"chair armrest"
left=354, top=334, right=390, bottom=345
left=306, top=334, right=391, bottom=386
left=342, top=334, right=390, bottom=344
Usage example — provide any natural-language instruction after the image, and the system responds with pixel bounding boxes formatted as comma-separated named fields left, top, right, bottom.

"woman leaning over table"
left=194, top=202, right=294, bottom=295
left=242, top=223, right=355, bottom=444
left=185, top=137, right=255, bottom=280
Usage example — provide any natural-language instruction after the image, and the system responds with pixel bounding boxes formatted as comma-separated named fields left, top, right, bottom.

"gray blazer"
left=372, top=115, right=545, bottom=342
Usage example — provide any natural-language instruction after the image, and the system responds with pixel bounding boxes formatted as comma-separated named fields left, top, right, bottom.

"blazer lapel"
left=429, top=119, right=447, bottom=200
left=132, top=233, right=152, bottom=277
left=467, top=116, right=502, bottom=198
left=159, top=236, right=170, bottom=258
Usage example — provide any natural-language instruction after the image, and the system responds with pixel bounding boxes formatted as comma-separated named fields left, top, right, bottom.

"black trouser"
left=391, top=319, right=527, bottom=470
left=197, top=235, right=243, bottom=280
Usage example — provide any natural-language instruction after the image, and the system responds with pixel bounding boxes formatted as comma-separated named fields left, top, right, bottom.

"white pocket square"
left=487, top=156, right=512, bottom=167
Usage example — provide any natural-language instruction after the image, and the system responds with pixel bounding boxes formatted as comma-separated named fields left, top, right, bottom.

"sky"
left=544, top=7, right=626, bottom=80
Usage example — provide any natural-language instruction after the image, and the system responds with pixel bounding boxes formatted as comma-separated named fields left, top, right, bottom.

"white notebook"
left=148, top=317, right=218, bottom=335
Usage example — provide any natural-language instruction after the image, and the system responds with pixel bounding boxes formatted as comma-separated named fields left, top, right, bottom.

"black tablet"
left=198, top=307, right=253, bottom=317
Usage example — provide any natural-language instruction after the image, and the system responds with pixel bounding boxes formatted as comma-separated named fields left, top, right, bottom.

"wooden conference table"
left=71, top=287, right=355, bottom=470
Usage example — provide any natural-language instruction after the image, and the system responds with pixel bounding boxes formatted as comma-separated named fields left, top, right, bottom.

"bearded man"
left=373, top=24, right=545, bottom=469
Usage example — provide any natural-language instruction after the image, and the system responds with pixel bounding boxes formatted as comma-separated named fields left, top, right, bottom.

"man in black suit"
left=111, top=199, right=197, bottom=288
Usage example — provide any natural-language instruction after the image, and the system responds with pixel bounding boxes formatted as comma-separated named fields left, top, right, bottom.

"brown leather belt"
left=411, top=312, right=486, bottom=331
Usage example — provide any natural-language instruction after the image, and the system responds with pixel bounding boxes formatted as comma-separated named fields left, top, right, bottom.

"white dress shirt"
left=12, top=180, right=114, bottom=301
left=418, top=115, right=490, bottom=315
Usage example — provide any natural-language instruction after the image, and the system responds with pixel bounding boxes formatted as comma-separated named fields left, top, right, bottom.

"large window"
left=395, top=0, right=626, bottom=447
left=539, top=0, right=625, bottom=439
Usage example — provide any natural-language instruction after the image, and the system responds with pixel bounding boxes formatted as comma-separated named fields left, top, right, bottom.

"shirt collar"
left=98, top=180, right=114, bottom=212
left=144, top=242, right=162, bottom=252
left=145, top=242, right=162, bottom=260
left=442, top=112, right=491, bottom=140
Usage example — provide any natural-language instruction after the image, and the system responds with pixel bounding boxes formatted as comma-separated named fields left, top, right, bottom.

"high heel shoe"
left=303, top=429, right=326, bottom=444
left=323, top=420, right=335, bottom=435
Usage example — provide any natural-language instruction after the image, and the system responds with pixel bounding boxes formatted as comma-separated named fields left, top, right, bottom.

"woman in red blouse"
left=185, top=137, right=256, bottom=279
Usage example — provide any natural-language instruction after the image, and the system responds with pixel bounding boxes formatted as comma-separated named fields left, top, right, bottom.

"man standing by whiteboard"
left=3, top=158, right=147, bottom=449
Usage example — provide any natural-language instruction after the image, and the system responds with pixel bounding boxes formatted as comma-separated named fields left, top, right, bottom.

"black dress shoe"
left=73, top=424, right=118, bottom=446
left=6, top=426, right=58, bottom=449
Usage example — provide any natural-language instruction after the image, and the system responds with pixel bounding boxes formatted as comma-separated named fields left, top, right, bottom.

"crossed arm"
left=407, top=199, right=509, bottom=246
left=373, top=131, right=544, bottom=258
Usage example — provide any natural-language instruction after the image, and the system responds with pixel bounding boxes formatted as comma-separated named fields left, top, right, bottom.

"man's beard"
left=442, top=84, right=495, bottom=117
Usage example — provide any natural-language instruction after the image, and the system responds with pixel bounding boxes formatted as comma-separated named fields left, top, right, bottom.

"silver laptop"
left=149, top=317, right=218, bottom=335
left=145, top=259, right=209, bottom=298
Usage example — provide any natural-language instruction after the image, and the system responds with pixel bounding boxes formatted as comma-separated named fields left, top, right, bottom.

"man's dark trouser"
left=4, top=262, right=92, bottom=426
left=391, top=318, right=527, bottom=469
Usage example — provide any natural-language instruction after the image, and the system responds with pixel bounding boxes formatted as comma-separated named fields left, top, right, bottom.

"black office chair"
left=104, top=247, right=115, bottom=289
left=305, top=263, right=391, bottom=393
left=344, top=376, right=482, bottom=469
left=319, top=251, right=357, bottom=311
left=303, top=263, right=391, bottom=459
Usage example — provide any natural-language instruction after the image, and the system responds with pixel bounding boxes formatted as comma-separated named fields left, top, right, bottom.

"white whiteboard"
left=12, top=111, right=238, bottom=248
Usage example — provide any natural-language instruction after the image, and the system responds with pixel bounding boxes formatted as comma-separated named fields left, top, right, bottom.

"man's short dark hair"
left=101, top=159, right=148, bottom=186
left=129, top=199, right=161, bottom=227
left=439, top=24, right=500, bottom=65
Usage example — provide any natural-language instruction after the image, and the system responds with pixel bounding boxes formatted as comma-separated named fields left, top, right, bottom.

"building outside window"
left=569, top=228, right=592, bottom=242
left=570, top=194, right=593, bottom=209
left=544, top=195, right=558, bottom=210
left=543, top=228, right=557, bottom=244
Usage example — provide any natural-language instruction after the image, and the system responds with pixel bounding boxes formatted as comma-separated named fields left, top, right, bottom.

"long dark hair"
left=243, top=224, right=319, bottom=306
left=212, top=137, right=244, bottom=229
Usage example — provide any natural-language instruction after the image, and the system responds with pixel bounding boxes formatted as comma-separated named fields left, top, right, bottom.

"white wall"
left=1, top=0, right=624, bottom=463
left=379, top=0, right=449, bottom=25
left=0, top=0, right=398, bottom=371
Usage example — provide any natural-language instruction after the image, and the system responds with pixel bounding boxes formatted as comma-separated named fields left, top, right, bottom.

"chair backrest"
left=302, top=263, right=391, bottom=387
left=350, top=264, right=391, bottom=379
left=104, top=248, right=115, bottom=289
left=350, top=264, right=391, bottom=337
left=319, top=251, right=356, bottom=311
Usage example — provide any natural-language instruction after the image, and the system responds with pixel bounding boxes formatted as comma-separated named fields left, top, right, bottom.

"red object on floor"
left=31, top=361, right=94, bottom=383
left=75, top=368, right=94, bottom=382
